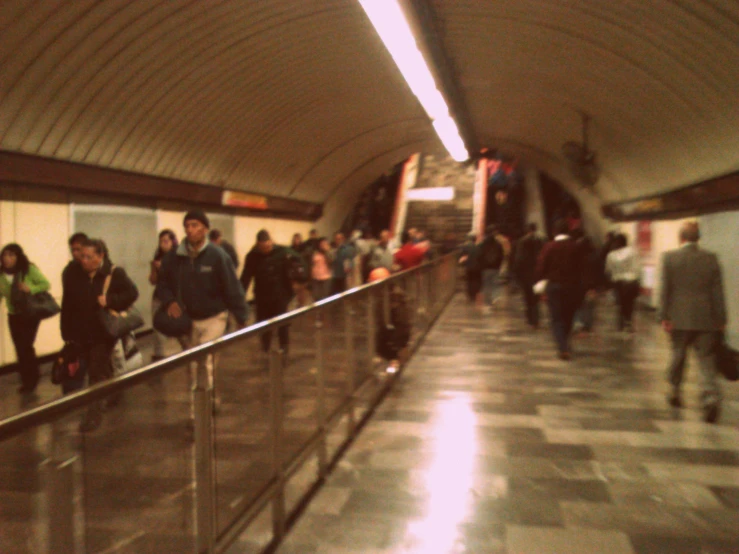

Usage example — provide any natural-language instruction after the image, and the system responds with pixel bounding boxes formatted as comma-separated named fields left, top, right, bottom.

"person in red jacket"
left=534, top=220, right=592, bottom=360
left=393, top=230, right=426, bottom=271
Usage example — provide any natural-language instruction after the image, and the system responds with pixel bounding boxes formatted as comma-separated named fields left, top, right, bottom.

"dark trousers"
left=667, top=330, right=720, bottom=408
left=84, top=340, right=116, bottom=386
left=546, top=283, right=580, bottom=354
left=331, top=277, right=347, bottom=296
left=614, top=280, right=640, bottom=330
left=257, top=302, right=289, bottom=352
left=520, top=280, right=539, bottom=326
left=466, top=270, right=482, bottom=302
left=8, top=314, right=41, bottom=390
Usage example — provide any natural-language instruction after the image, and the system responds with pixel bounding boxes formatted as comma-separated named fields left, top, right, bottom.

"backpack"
left=481, top=237, right=504, bottom=269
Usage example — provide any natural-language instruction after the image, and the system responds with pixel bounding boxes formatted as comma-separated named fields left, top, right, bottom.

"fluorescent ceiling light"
left=406, top=186, right=455, bottom=201
left=358, top=0, right=469, bottom=162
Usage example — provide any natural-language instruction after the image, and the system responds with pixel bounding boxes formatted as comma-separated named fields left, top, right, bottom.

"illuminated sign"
left=222, top=191, right=268, bottom=210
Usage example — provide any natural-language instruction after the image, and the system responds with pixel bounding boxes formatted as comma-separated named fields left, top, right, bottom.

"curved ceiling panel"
left=0, top=0, right=436, bottom=203
left=2, top=0, right=737, bottom=209
left=431, top=0, right=739, bottom=201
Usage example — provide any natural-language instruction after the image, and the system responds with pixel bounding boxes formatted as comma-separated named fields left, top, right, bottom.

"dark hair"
left=68, top=232, right=88, bottom=246
left=208, top=229, right=222, bottom=242
left=401, top=230, right=411, bottom=244
left=155, top=229, right=179, bottom=261
left=553, top=219, right=569, bottom=236
left=0, top=243, right=30, bottom=276
left=614, top=233, right=628, bottom=248
left=81, top=238, right=108, bottom=259
left=527, top=222, right=538, bottom=233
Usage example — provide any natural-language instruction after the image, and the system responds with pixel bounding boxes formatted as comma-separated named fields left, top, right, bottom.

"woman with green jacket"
left=0, top=243, right=51, bottom=394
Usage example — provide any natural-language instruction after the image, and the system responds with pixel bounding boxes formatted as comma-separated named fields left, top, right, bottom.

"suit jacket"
left=658, top=243, right=726, bottom=330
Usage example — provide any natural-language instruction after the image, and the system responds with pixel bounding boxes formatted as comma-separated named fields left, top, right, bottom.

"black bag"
left=153, top=261, right=192, bottom=337
left=10, top=273, right=61, bottom=320
left=99, top=266, right=144, bottom=339
left=23, top=291, right=61, bottom=320
left=52, top=343, right=86, bottom=391
left=717, top=336, right=739, bottom=382
left=154, top=302, right=192, bottom=337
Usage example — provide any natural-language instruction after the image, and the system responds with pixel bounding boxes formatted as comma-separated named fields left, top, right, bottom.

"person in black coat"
left=61, top=238, right=138, bottom=432
left=513, top=223, right=544, bottom=328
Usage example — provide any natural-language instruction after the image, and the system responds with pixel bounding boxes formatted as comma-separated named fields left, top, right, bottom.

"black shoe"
left=106, top=392, right=123, bottom=409
left=667, top=391, right=682, bottom=408
left=704, top=404, right=720, bottom=424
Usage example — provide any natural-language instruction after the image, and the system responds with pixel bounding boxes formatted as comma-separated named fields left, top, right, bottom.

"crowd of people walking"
left=459, top=219, right=728, bottom=423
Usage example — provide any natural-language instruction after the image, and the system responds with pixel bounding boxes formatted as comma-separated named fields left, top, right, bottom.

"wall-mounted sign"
left=222, top=190, right=268, bottom=210
left=406, top=186, right=455, bottom=201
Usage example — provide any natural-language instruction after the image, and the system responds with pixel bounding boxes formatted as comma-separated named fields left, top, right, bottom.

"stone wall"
left=404, top=154, right=476, bottom=242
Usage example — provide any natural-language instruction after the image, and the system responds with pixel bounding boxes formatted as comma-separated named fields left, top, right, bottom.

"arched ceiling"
left=1, top=0, right=738, bottom=209
left=430, top=0, right=739, bottom=202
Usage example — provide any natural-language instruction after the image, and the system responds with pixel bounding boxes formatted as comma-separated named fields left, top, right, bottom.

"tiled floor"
left=276, top=292, right=739, bottom=554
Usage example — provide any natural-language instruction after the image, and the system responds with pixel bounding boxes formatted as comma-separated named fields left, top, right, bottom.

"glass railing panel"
left=213, top=331, right=272, bottom=538
left=77, top=364, right=196, bottom=553
left=0, top=410, right=84, bottom=554
left=280, top=312, right=319, bottom=468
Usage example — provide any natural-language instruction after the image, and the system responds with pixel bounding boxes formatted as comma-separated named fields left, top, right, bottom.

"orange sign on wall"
left=222, top=191, right=268, bottom=210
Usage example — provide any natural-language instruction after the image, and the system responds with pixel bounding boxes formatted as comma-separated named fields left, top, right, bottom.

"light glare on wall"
left=358, top=0, right=469, bottom=162
left=406, top=187, right=455, bottom=201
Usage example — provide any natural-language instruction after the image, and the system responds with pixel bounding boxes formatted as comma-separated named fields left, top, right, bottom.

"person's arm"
left=155, top=255, right=176, bottom=307
left=106, top=267, right=139, bottom=311
left=240, top=252, right=254, bottom=294
left=26, top=265, right=51, bottom=294
left=658, top=253, right=671, bottom=331
left=534, top=243, right=550, bottom=283
left=712, top=255, right=727, bottom=329
left=60, top=265, right=73, bottom=341
left=219, top=252, right=248, bottom=326
left=148, top=260, right=160, bottom=286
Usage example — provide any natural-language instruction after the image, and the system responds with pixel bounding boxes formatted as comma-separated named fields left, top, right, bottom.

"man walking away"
left=659, top=221, right=726, bottom=423
left=241, top=229, right=302, bottom=353
left=479, top=225, right=505, bottom=310
left=208, top=229, right=239, bottom=270
left=535, top=219, right=592, bottom=360
left=513, top=223, right=544, bottom=327
left=606, top=233, right=641, bottom=332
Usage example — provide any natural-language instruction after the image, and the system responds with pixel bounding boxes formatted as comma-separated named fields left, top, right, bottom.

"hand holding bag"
left=99, top=265, right=144, bottom=339
left=717, top=334, right=739, bottom=382
left=9, top=273, right=60, bottom=320
left=153, top=260, right=192, bottom=338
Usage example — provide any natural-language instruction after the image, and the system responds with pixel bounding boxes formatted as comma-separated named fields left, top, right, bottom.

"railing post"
left=194, top=358, right=216, bottom=553
left=269, top=348, right=286, bottom=542
left=315, top=315, right=329, bottom=479
left=344, top=298, right=356, bottom=437
left=367, top=291, right=376, bottom=374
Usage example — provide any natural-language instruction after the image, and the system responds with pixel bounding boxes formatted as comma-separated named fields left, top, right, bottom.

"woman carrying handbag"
left=61, top=239, right=138, bottom=432
left=0, top=243, right=53, bottom=395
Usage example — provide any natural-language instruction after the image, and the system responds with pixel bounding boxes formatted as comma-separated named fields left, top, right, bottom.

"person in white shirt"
left=605, top=234, right=641, bottom=332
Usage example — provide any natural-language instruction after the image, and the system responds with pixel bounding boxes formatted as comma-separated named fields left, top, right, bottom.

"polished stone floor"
left=1, top=289, right=738, bottom=553
left=276, top=293, right=739, bottom=554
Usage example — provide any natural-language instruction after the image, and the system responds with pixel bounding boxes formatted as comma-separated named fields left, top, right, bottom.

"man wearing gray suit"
left=659, top=221, right=727, bottom=423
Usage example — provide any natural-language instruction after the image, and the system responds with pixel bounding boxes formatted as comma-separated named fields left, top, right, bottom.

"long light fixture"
left=358, top=0, right=469, bottom=162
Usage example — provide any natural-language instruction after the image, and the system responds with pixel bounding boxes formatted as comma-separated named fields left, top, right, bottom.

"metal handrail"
left=0, top=252, right=458, bottom=442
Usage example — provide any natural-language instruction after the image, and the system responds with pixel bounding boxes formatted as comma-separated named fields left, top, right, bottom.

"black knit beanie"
left=183, top=209, right=210, bottom=229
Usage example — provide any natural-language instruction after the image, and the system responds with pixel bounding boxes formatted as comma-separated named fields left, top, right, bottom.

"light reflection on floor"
left=405, top=394, right=477, bottom=552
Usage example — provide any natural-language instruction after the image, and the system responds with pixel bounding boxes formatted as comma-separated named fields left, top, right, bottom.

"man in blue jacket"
left=156, top=210, right=248, bottom=429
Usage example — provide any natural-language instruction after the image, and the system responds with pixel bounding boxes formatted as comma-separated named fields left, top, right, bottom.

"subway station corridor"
left=274, top=292, right=739, bottom=554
